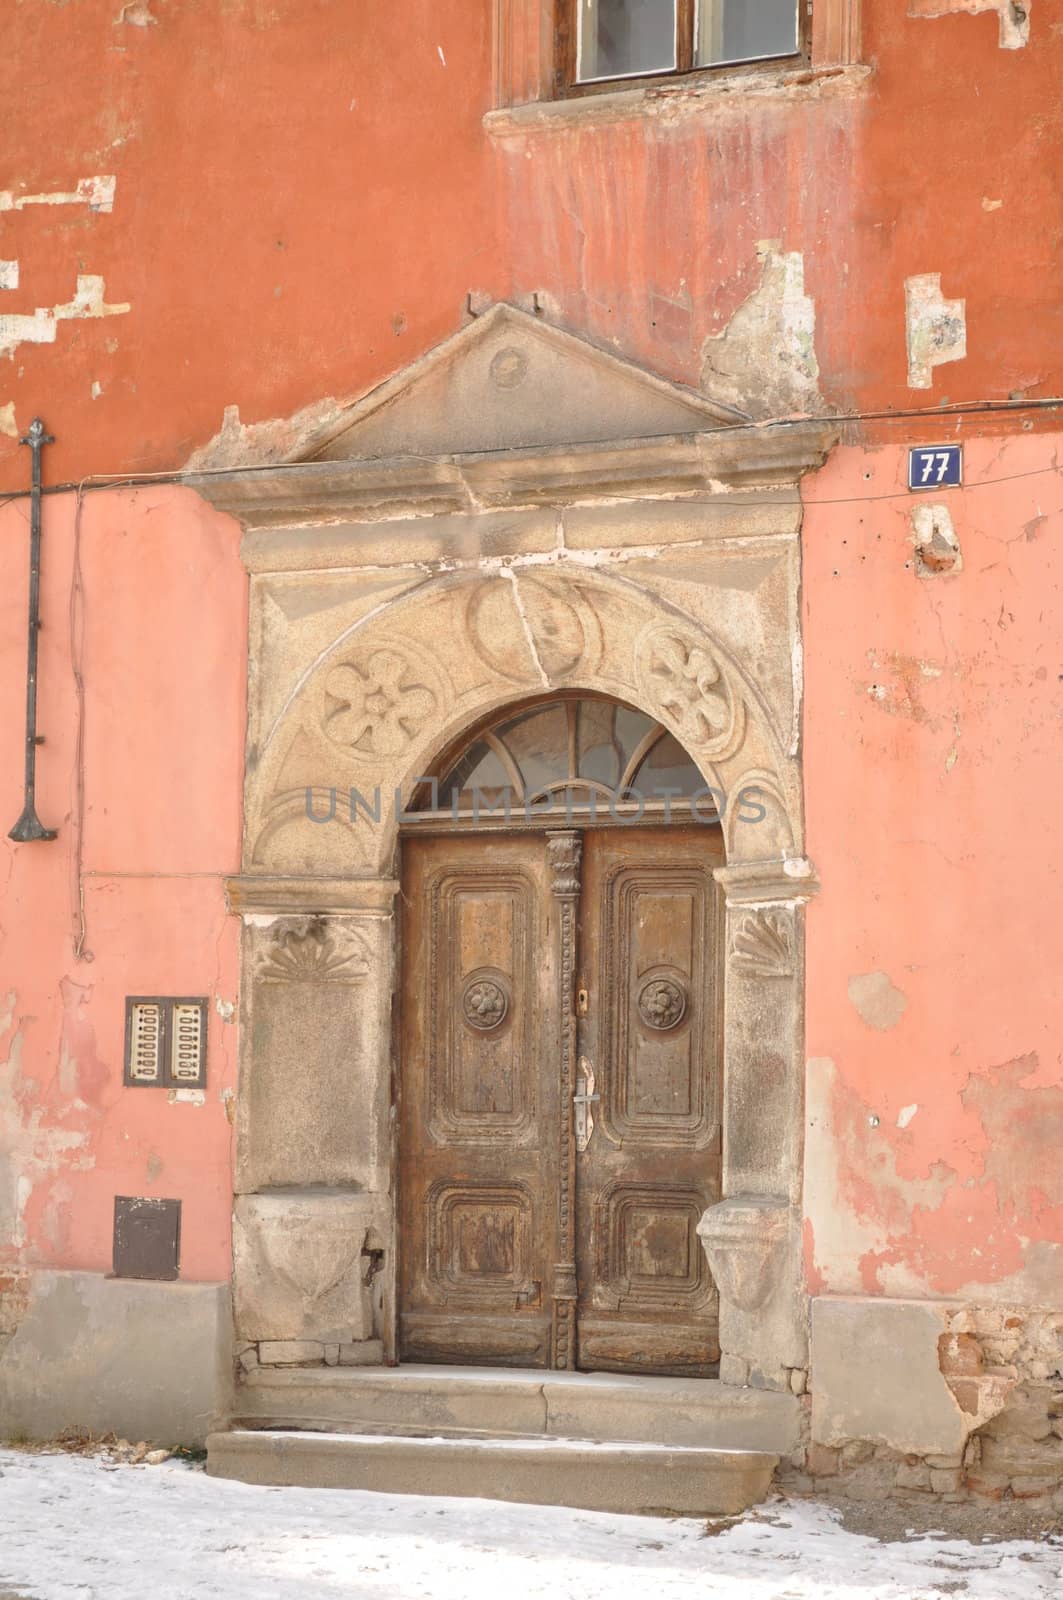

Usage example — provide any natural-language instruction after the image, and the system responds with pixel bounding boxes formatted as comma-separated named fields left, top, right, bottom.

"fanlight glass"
left=414, top=698, right=707, bottom=822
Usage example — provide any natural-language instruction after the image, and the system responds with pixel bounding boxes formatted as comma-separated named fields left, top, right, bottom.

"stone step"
left=206, top=1429, right=778, bottom=1516
left=234, top=1364, right=800, bottom=1452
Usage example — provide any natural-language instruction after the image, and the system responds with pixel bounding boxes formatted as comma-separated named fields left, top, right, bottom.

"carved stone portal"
left=195, top=304, right=832, bottom=1388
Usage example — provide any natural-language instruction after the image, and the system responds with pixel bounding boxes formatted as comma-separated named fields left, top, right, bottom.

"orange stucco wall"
left=2, top=3, right=1062, bottom=1305
left=1, top=3, right=1060, bottom=487
left=0, top=488, right=245, bottom=1281
left=803, top=428, right=1063, bottom=1303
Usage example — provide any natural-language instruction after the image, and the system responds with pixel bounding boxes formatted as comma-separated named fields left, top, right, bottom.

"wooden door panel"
left=399, top=834, right=557, bottom=1367
left=575, top=827, right=723, bottom=1376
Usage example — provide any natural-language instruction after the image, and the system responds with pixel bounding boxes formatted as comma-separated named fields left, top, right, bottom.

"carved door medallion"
left=398, top=826, right=722, bottom=1373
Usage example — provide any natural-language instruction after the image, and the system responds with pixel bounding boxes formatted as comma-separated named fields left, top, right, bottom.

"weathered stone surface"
left=237, top=915, right=393, bottom=1193
left=0, top=1270, right=231, bottom=1446
left=812, top=1298, right=1004, bottom=1456
left=207, top=1429, right=779, bottom=1516
left=233, top=1191, right=389, bottom=1345
left=697, top=1195, right=790, bottom=1314
left=234, top=1366, right=802, bottom=1452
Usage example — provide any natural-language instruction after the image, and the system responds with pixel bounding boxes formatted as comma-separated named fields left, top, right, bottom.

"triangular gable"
left=303, top=304, right=747, bottom=462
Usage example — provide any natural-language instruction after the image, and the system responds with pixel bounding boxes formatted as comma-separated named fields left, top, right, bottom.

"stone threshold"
left=233, top=1364, right=801, bottom=1453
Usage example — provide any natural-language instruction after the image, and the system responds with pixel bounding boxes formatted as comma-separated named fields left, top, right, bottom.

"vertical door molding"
left=699, top=856, right=819, bottom=1391
left=546, top=829, right=582, bottom=1369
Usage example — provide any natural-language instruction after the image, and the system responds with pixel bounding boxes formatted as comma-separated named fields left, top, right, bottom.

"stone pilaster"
left=227, top=877, right=398, bottom=1360
left=699, top=857, right=818, bottom=1391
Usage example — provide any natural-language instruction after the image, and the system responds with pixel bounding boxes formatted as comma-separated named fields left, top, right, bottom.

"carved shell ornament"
left=257, top=918, right=372, bottom=983
left=462, top=976, right=509, bottom=1031
left=636, top=625, right=746, bottom=761
left=322, top=648, right=437, bottom=757
left=731, top=909, right=794, bottom=978
left=637, top=976, right=687, bottom=1031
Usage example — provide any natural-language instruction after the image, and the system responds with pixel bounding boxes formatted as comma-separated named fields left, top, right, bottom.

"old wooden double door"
left=398, top=825, right=724, bottom=1376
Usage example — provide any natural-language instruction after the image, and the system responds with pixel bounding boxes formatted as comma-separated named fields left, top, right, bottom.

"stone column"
left=226, top=876, right=398, bottom=1369
left=697, top=858, right=818, bottom=1393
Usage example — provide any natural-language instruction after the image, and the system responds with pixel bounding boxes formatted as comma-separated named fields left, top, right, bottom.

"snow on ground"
left=1, top=1447, right=1062, bottom=1600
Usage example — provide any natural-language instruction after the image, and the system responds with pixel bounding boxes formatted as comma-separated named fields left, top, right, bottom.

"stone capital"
left=226, top=874, right=399, bottom=916
left=714, top=857, right=820, bottom=906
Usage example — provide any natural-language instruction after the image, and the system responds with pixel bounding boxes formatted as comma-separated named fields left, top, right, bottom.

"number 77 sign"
left=908, top=444, right=963, bottom=490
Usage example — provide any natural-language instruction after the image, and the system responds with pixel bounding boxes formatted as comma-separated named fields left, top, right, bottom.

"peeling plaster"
left=908, top=0, right=1031, bottom=50
left=0, top=175, right=116, bottom=214
left=0, top=274, right=131, bottom=361
left=0, top=402, right=17, bottom=438
left=906, top=273, right=967, bottom=389
left=848, top=971, right=909, bottom=1031
left=701, top=242, right=824, bottom=420
left=911, top=503, right=963, bottom=576
left=807, top=1051, right=1063, bottom=1301
left=116, top=0, right=158, bottom=23
left=183, top=397, right=348, bottom=471
left=0, top=260, right=18, bottom=290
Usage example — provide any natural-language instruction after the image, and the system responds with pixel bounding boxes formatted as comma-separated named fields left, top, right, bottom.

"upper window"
left=560, top=0, right=803, bottom=90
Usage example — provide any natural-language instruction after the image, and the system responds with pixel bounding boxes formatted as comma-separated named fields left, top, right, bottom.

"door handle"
left=574, top=1057, right=598, bottom=1153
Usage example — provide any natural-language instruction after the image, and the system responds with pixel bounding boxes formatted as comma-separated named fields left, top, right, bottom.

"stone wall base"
left=0, top=1269, right=233, bottom=1447
left=796, top=1296, right=1063, bottom=1509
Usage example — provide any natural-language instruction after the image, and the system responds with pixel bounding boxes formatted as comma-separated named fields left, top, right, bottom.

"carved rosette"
left=731, top=910, right=794, bottom=978
left=320, top=644, right=440, bottom=759
left=635, top=623, right=746, bottom=761
left=461, top=974, right=509, bottom=1031
left=256, top=917, right=372, bottom=983
left=637, top=976, right=687, bottom=1031
left=696, top=1196, right=790, bottom=1316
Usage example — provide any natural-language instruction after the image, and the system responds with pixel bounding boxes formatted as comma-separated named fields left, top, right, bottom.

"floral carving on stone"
left=322, top=647, right=437, bottom=757
left=257, top=917, right=372, bottom=983
left=731, top=910, right=794, bottom=978
left=635, top=624, right=745, bottom=760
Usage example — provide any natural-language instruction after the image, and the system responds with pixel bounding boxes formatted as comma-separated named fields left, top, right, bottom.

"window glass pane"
left=578, top=0, right=677, bottom=82
left=633, top=730, right=703, bottom=799
left=437, top=741, right=512, bottom=810
left=696, top=0, right=799, bottom=66
left=502, top=704, right=571, bottom=796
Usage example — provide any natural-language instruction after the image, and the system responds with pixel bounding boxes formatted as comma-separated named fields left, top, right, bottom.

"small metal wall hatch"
left=124, top=996, right=208, bottom=1088
left=112, top=1196, right=181, bottom=1281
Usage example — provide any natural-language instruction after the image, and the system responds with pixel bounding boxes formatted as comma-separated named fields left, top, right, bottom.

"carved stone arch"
left=247, top=565, right=802, bottom=875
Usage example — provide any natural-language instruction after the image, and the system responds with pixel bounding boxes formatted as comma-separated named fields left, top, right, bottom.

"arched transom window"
left=409, top=696, right=714, bottom=827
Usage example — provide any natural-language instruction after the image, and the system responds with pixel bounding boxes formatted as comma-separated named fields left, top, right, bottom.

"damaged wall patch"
left=908, top=0, right=1030, bottom=51
left=906, top=274, right=966, bottom=389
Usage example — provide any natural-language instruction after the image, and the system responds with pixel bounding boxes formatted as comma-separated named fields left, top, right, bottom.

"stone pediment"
left=304, top=304, right=747, bottom=462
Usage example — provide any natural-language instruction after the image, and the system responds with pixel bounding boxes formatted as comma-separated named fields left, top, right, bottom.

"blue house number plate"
left=908, top=444, right=962, bottom=490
